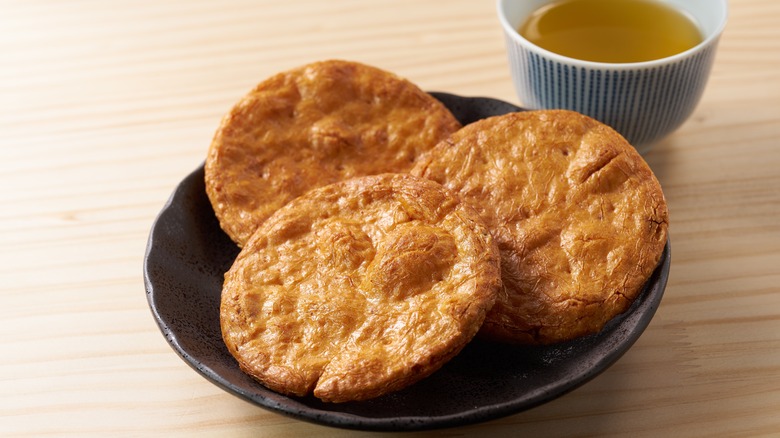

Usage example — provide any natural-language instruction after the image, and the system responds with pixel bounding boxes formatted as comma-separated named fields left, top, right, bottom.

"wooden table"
left=2, top=1, right=779, bottom=436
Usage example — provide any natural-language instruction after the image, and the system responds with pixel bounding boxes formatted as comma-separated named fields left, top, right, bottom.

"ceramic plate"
left=144, top=92, right=670, bottom=431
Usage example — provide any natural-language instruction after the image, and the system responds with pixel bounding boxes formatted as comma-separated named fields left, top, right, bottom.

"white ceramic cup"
left=498, top=0, right=728, bottom=153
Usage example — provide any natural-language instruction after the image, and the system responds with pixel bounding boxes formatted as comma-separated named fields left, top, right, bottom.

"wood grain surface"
left=1, top=0, right=779, bottom=436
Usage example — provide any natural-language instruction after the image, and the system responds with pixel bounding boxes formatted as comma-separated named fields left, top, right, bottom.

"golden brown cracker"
left=413, top=110, right=669, bottom=344
left=205, top=60, right=461, bottom=246
left=219, top=173, right=501, bottom=402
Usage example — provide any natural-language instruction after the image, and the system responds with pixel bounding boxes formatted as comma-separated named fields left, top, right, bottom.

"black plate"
left=143, top=93, right=670, bottom=431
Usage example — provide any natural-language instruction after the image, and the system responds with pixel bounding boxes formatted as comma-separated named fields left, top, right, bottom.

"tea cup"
left=497, top=0, right=728, bottom=153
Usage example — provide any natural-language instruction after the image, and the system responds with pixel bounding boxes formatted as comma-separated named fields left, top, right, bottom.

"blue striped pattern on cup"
left=504, top=36, right=720, bottom=149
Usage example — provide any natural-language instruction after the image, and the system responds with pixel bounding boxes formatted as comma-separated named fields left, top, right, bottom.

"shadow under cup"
left=498, top=0, right=728, bottom=153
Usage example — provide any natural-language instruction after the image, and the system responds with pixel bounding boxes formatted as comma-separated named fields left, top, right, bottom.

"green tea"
left=519, top=0, right=703, bottom=63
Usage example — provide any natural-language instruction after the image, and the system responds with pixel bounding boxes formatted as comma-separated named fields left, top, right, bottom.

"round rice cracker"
left=205, top=59, right=462, bottom=247
left=412, top=110, right=669, bottom=345
left=220, top=173, right=501, bottom=402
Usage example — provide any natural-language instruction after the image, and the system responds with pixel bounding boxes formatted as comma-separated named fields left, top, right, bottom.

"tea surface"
left=519, top=0, right=703, bottom=63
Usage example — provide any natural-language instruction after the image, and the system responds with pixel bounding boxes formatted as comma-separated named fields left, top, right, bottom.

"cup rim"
left=497, top=0, right=729, bottom=70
